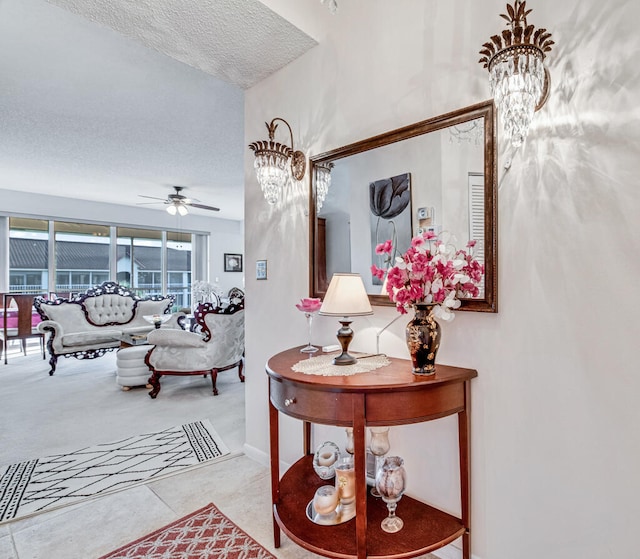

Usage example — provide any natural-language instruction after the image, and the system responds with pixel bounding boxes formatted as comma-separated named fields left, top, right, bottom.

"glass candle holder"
left=375, top=456, right=407, bottom=533
left=313, top=441, right=340, bottom=480
left=313, top=485, right=339, bottom=516
left=334, top=457, right=356, bottom=516
left=344, top=427, right=354, bottom=456
left=368, top=426, right=390, bottom=497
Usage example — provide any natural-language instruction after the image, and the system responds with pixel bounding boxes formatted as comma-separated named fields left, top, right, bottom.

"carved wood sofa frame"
left=35, top=281, right=175, bottom=375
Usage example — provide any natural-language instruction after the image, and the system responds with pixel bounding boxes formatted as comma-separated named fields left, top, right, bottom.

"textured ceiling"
left=0, top=0, right=317, bottom=222
left=45, top=0, right=318, bottom=89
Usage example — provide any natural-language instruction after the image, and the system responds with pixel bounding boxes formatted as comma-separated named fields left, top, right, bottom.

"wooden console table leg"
left=458, top=380, right=471, bottom=559
left=268, top=394, right=281, bottom=548
left=303, top=420, right=312, bottom=455
left=352, top=394, right=367, bottom=559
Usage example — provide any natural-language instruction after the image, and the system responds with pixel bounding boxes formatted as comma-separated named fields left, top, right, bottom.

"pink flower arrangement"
left=371, top=232, right=484, bottom=321
left=295, top=297, right=323, bottom=314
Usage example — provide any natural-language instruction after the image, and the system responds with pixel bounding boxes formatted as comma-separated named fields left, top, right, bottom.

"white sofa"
left=35, top=282, right=183, bottom=375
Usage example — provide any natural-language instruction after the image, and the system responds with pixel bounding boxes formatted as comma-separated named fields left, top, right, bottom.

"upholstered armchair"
left=145, top=301, right=245, bottom=399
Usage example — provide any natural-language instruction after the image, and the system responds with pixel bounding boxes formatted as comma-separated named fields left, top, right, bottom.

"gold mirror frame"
left=309, top=100, right=497, bottom=312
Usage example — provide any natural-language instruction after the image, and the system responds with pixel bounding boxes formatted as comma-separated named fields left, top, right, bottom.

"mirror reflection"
left=310, top=101, right=497, bottom=312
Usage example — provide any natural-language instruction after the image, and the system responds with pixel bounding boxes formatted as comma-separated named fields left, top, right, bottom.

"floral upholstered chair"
left=145, top=301, right=245, bottom=399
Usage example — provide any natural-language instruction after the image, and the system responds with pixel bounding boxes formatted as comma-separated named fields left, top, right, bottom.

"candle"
left=317, top=450, right=336, bottom=467
left=335, top=459, right=355, bottom=503
left=313, top=485, right=339, bottom=516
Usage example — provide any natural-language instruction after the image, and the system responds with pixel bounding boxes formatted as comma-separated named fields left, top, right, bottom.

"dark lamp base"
left=333, top=352, right=357, bottom=366
left=333, top=319, right=356, bottom=366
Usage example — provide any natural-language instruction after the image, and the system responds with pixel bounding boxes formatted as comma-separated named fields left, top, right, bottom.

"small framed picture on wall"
left=256, top=260, right=267, bottom=280
left=224, top=253, right=243, bottom=272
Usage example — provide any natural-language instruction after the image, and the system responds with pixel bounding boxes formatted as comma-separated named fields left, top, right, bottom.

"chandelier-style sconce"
left=315, top=162, right=334, bottom=212
left=249, top=118, right=306, bottom=205
left=479, top=1, right=554, bottom=147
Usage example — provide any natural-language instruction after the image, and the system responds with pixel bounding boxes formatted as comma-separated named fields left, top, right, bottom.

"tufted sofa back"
left=83, top=294, right=136, bottom=325
left=35, top=282, right=175, bottom=330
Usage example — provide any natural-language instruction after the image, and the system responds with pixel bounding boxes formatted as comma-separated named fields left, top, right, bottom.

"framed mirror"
left=309, top=100, right=497, bottom=312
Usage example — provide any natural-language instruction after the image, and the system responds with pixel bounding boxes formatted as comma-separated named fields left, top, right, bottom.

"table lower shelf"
left=275, top=455, right=464, bottom=559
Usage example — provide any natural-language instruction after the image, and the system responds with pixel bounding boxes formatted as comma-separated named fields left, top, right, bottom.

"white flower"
left=443, top=291, right=461, bottom=309
left=431, top=277, right=443, bottom=293
left=453, top=273, right=471, bottom=284
left=395, top=256, right=408, bottom=270
left=433, top=304, right=455, bottom=322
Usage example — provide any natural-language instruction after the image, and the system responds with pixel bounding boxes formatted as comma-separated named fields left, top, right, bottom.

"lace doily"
left=292, top=353, right=390, bottom=376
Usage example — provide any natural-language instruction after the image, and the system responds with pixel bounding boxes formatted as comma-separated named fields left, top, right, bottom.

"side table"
left=266, top=347, right=477, bottom=559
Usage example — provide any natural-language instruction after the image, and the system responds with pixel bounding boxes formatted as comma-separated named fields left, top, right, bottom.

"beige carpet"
left=0, top=344, right=245, bottom=466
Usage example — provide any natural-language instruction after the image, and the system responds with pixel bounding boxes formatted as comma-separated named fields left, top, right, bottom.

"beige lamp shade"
left=319, top=273, right=373, bottom=317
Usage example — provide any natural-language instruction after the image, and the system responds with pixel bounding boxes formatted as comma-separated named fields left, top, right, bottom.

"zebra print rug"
left=0, top=420, right=229, bottom=523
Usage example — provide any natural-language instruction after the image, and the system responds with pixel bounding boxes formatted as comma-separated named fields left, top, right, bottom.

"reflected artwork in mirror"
left=309, top=100, right=497, bottom=312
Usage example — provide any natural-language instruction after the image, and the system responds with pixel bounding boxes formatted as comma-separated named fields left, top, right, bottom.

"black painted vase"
left=405, top=303, right=441, bottom=375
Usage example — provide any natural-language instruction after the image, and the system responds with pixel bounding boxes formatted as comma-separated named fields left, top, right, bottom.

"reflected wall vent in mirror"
left=479, top=1, right=554, bottom=148
left=309, top=100, right=497, bottom=313
left=249, top=118, right=306, bottom=205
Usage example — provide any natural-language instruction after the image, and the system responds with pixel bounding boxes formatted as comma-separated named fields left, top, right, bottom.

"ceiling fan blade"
left=136, top=201, right=165, bottom=205
left=138, top=195, right=167, bottom=201
left=188, top=202, right=220, bottom=212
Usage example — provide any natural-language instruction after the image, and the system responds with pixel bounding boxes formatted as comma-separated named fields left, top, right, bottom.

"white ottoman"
left=116, top=345, right=153, bottom=390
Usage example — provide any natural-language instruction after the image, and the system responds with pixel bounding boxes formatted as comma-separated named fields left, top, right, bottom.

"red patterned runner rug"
left=99, top=503, right=276, bottom=559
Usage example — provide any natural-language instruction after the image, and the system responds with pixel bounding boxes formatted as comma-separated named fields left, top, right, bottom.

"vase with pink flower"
left=371, top=232, right=484, bottom=374
left=296, top=297, right=323, bottom=353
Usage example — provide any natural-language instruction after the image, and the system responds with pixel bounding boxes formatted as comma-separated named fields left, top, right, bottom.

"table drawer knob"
left=284, top=397, right=296, bottom=407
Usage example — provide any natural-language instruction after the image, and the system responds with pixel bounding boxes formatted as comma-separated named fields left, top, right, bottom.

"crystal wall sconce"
left=479, top=1, right=555, bottom=147
left=249, top=118, right=306, bottom=205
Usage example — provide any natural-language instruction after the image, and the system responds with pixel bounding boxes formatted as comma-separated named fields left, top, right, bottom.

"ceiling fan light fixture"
left=140, top=186, right=220, bottom=213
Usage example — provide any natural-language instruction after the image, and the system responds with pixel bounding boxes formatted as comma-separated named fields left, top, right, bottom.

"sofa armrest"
left=38, top=320, right=64, bottom=352
left=146, top=328, right=206, bottom=348
left=163, top=311, right=186, bottom=330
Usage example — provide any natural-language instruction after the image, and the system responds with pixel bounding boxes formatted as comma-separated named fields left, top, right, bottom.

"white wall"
left=245, top=1, right=640, bottom=558
left=0, top=188, right=244, bottom=292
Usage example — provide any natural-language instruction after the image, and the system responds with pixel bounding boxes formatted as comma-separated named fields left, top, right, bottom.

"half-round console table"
left=266, top=347, right=477, bottom=559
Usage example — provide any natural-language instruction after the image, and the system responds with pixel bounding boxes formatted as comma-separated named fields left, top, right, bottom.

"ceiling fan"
left=138, top=186, right=220, bottom=215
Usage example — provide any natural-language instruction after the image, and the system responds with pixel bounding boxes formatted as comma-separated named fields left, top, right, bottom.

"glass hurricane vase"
left=375, top=456, right=406, bottom=533
left=369, top=427, right=390, bottom=497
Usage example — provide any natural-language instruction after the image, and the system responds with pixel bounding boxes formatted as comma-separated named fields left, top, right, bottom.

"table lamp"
left=319, top=273, right=373, bottom=365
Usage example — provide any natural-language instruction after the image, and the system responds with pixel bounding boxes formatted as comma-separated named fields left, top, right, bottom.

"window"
left=7, top=218, right=198, bottom=302
left=116, top=227, right=163, bottom=297
left=8, top=218, right=49, bottom=295
left=167, top=231, right=192, bottom=310
left=54, top=222, right=110, bottom=298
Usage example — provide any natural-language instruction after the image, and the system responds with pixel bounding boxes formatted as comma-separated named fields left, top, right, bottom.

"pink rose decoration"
left=295, top=297, right=322, bottom=313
